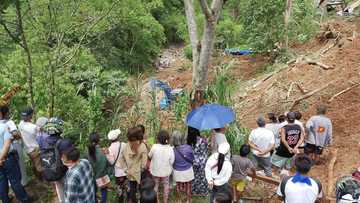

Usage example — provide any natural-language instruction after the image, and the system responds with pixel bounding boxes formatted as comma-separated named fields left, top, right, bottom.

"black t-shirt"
left=276, top=124, right=302, bottom=158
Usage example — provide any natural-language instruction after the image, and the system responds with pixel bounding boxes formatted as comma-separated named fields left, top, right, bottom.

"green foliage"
left=215, top=15, right=243, bottom=49
left=173, top=92, right=190, bottom=123
left=145, top=88, right=161, bottom=139
left=205, top=61, right=236, bottom=106
left=184, top=45, right=193, bottom=60
left=239, top=0, right=286, bottom=52
left=238, top=0, right=318, bottom=52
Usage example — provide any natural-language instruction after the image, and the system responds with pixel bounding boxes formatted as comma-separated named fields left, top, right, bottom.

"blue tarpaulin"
left=225, top=48, right=253, bottom=56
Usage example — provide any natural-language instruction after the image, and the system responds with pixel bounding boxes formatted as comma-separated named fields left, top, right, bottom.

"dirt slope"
left=150, top=16, right=360, bottom=201
left=235, top=17, right=360, bottom=199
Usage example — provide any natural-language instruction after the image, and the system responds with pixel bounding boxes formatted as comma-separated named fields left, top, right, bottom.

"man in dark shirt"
left=272, top=112, right=304, bottom=171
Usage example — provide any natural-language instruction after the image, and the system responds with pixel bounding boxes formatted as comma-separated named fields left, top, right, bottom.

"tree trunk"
left=183, top=0, right=224, bottom=106
left=183, top=0, right=200, bottom=86
left=49, top=64, right=55, bottom=117
left=284, top=0, right=293, bottom=49
left=194, top=20, right=216, bottom=90
left=15, top=0, right=36, bottom=112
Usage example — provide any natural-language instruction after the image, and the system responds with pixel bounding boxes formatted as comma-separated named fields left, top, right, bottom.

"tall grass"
left=205, top=60, right=251, bottom=153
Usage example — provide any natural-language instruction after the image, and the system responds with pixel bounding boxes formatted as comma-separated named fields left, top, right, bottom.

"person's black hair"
left=294, top=111, right=302, bottom=120
left=157, top=130, right=169, bottom=145
left=317, top=105, right=327, bottom=115
left=278, top=115, right=286, bottom=123
left=65, top=147, right=80, bottom=162
left=137, top=124, right=145, bottom=136
left=88, top=132, right=100, bottom=161
left=127, top=127, right=143, bottom=142
left=217, top=153, right=225, bottom=174
left=240, top=144, right=251, bottom=157
left=140, top=177, right=155, bottom=192
left=287, top=112, right=296, bottom=123
left=294, top=154, right=313, bottom=174
left=140, top=189, right=157, bottom=203
left=256, top=117, right=266, bottom=127
left=215, top=187, right=233, bottom=203
left=187, top=126, right=200, bottom=147
left=0, top=106, right=9, bottom=118
left=267, top=112, right=278, bottom=123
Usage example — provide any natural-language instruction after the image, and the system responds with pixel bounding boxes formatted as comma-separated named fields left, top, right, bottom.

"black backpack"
left=280, top=176, right=322, bottom=198
left=335, top=176, right=360, bottom=202
left=40, top=139, right=67, bottom=181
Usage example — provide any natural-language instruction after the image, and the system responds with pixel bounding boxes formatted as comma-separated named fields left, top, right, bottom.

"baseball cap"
left=21, top=107, right=34, bottom=117
left=108, top=129, right=121, bottom=141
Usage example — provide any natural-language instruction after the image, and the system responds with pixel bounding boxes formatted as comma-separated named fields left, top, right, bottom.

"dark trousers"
left=127, top=181, right=138, bottom=203
left=94, top=183, right=108, bottom=203
left=0, top=153, right=29, bottom=203
left=210, top=184, right=229, bottom=203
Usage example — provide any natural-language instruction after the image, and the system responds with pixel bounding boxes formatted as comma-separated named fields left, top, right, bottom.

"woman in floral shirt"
left=187, top=126, right=209, bottom=196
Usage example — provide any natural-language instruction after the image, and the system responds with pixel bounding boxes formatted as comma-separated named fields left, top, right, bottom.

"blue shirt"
left=0, top=123, right=12, bottom=150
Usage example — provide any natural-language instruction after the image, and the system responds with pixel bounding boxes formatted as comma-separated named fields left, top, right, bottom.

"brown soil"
left=234, top=17, right=360, bottom=201
left=154, top=17, right=360, bottom=202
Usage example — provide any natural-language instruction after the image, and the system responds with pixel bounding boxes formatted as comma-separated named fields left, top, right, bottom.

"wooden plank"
left=327, top=149, right=338, bottom=198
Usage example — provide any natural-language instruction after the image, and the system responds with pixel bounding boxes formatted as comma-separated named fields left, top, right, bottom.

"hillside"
left=153, top=17, right=360, bottom=201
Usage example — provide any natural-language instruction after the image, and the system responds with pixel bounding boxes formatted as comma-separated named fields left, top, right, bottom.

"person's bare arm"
left=295, top=130, right=305, bottom=150
left=0, top=139, right=11, bottom=165
left=248, top=140, right=263, bottom=153
left=280, top=128, right=292, bottom=153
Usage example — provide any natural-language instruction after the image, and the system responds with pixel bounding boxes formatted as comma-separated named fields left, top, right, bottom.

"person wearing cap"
left=60, top=139, right=96, bottom=203
left=304, top=105, right=332, bottom=164
left=205, top=142, right=233, bottom=203
left=35, top=117, right=49, bottom=150
left=0, top=105, right=29, bottom=186
left=0, top=113, right=30, bottom=203
left=248, top=116, right=275, bottom=177
left=105, top=129, right=127, bottom=203
left=272, top=112, right=304, bottom=171
left=18, top=107, right=43, bottom=179
left=42, top=117, right=66, bottom=203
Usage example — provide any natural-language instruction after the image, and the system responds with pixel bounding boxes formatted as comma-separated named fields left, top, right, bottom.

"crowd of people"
left=0, top=102, right=359, bottom=203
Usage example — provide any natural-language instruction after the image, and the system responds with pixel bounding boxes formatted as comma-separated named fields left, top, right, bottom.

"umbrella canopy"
left=186, top=104, right=236, bottom=130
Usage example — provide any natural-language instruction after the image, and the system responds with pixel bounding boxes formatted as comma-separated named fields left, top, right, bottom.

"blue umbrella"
left=186, top=104, right=236, bottom=130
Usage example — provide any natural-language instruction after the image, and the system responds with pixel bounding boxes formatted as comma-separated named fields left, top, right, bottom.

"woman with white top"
left=148, top=130, right=175, bottom=203
left=205, top=142, right=233, bottom=203
left=104, top=129, right=127, bottom=203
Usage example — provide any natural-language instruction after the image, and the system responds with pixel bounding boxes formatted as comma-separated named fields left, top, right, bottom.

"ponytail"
left=88, top=132, right=100, bottom=161
left=217, top=153, right=225, bottom=174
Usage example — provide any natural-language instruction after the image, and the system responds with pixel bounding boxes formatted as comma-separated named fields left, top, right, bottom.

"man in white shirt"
left=0, top=106, right=29, bottom=186
left=277, top=154, right=323, bottom=203
left=18, top=107, right=43, bottom=179
left=249, top=117, right=275, bottom=177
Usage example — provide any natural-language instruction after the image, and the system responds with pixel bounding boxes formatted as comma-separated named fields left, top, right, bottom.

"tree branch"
left=199, top=0, right=213, bottom=21
left=56, top=0, right=120, bottom=68
left=0, top=20, right=25, bottom=48
left=210, top=0, right=224, bottom=21
left=183, top=0, right=200, bottom=66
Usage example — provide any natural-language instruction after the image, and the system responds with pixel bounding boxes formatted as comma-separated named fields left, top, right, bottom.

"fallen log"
left=290, top=82, right=332, bottom=110
left=305, top=58, right=333, bottom=70
left=328, top=83, right=360, bottom=102
left=320, top=34, right=341, bottom=56
left=249, top=174, right=280, bottom=185
left=327, top=149, right=338, bottom=198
